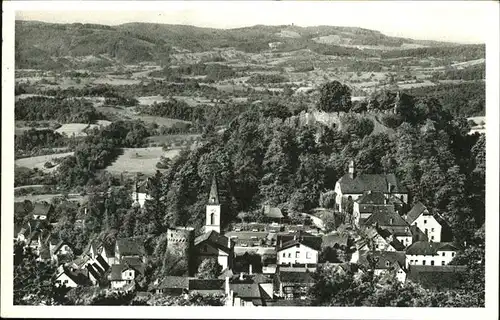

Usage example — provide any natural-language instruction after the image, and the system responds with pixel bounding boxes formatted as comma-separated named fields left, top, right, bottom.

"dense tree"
left=196, top=258, right=222, bottom=279
left=317, top=81, right=352, bottom=113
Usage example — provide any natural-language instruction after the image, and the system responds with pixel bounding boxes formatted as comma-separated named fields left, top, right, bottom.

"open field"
left=14, top=193, right=87, bottom=204
left=15, top=152, right=74, bottom=172
left=105, top=147, right=182, bottom=175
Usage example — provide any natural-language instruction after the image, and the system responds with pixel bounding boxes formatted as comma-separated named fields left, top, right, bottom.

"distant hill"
left=15, top=20, right=485, bottom=69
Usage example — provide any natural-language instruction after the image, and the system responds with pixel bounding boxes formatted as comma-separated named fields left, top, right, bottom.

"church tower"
left=205, top=175, right=221, bottom=233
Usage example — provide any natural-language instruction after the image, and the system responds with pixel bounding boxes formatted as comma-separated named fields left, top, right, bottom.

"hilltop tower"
left=205, top=175, right=221, bottom=234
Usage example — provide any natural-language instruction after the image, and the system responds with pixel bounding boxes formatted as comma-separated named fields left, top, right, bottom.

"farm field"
left=15, top=152, right=74, bottom=172
left=105, top=147, right=182, bottom=175
left=54, top=120, right=112, bottom=137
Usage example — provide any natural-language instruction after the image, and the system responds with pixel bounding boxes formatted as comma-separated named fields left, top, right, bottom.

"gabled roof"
left=376, top=227, right=406, bottom=251
left=263, top=205, right=284, bottom=219
left=96, top=255, right=110, bottom=272
left=278, top=235, right=321, bottom=252
left=406, top=241, right=459, bottom=256
left=123, top=256, right=145, bottom=275
left=230, top=283, right=262, bottom=299
left=358, top=251, right=406, bottom=270
left=86, top=264, right=102, bottom=280
left=405, top=202, right=429, bottom=225
left=337, top=173, right=408, bottom=194
left=356, top=191, right=386, bottom=205
left=278, top=271, right=315, bottom=285
left=194, top=230, right=231, bottom=253
left=363, top=208, right=408, bottom=227
left=276, top=231, right=321, bottom=250
left=110, top=264, right=142, bottom=281
left=32, top=202, right=53, bottom=216
left=116, top=238, right=146, bottom=257
left=57, top=267, right=89, bottom=286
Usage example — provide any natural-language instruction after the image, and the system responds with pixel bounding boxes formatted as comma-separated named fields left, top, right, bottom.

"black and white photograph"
left=1, top=1, right=499, bottom=318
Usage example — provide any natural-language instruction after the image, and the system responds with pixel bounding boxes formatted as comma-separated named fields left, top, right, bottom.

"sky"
left=12, top=1, right=497, bottom=44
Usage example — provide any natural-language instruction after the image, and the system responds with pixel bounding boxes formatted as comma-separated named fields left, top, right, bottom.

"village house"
left=226, top=273, right=274, bottom=306
left=194, top=230, right=234, bottom=271
left=405, top=241, right=459, bottom=267
left=357, top=251, right=407, bottom=282
left=404, top=202, right=442, bottom=242
left=353, top=190, right=406, bottom=225
left=115, top=238, right=147, bottom=264
left=55, top=265, right=90, bottom=288
left=334, top=160, right=408, bottom=213
left=109, top=261, right=145, bottom=290
left=31, top=202, right=54, bottom=220
left=131, top=178, right=151, bottom=208
left=274, top=270, right=315, bottom=300
left=262, top=205, right=285, bottom=223
left=50, top=240, right=74, bottom=264
left=276, top=232, right=321, bottom=268
left=360, top=208, right=412, bottom=246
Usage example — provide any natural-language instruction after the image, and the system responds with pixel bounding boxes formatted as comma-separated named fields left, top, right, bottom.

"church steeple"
left=208, top=175, right=220, bottom=205
left=205, top=175, right=221, bottom=234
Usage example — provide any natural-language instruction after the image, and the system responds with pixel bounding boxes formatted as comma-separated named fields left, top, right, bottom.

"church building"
left=194, top=175, right=234, bottom=271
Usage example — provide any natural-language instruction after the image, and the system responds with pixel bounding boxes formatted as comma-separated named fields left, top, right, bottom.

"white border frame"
left=2, top=2, right=499, bottom=319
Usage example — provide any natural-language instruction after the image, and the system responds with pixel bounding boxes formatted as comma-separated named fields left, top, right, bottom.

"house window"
left=422, top=260, right=426, bottom=265
left=210, top=212, right=215, bottom=225
left=452, top=252, right=455, bottom=257
left=424, top=220, right=427, bottom=224
left=431, top=228, right=435, bottom=232
left=431, top=260, right=434, bottom=266
left=306, top=252, right=311, bottom=259
left=295, top=252, right=300, bottom=258
left=385, top=261, right=390, bottom=267
left=425, top=229, right=428, bottom=235
left=442, top=252, right=445, bottom=257
left=283, top=253, right=286, bottom=258
left=64, top=279, right=68, bottom=284
left=431, top=236, right=434, bottom=241
left=442, top=261, right=445, bottom=266
left=288, top=253, right=291, bottom=258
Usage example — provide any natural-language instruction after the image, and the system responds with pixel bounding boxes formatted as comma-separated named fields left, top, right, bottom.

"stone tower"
left=205, top=175, right=221, bottom=234
left=166, top=227, right=195, bottom=275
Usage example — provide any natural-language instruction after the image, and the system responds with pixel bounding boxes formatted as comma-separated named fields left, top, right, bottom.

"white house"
left=109, top=263, right=144, bottom=290
left=334, top=161, right=408, bottom=213
left=404, top=202, right=442, bottom=242
left=54, top=266, right=88, bottom=288
left=276, top=237, right=320, bottom=266
left=405, top=241, right=458, bottom=268
left=131, top=179, right=151, bottom=208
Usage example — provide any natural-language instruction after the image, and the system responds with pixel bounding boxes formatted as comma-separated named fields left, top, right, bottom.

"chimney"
left=293, top=234, right=297, bottom=241
left=225, top=276, right=230, bottom=295
left=239, top=272, right=244, bottom=281
left=387, top=182, right=393, bottom=194
left=348, top=160, right=355, bottom=179
left=249, top=264, right=253, bottom=275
